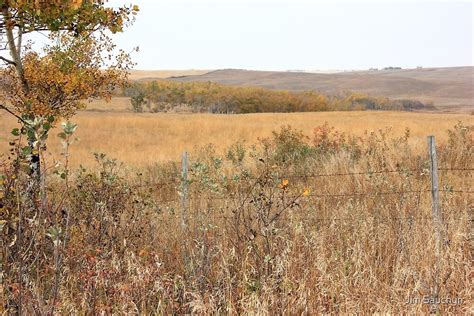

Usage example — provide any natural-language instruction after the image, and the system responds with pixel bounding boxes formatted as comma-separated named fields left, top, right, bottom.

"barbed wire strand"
left=129, top=167, right=473, bottom=189
left=151, top=189, right=473, bottom=204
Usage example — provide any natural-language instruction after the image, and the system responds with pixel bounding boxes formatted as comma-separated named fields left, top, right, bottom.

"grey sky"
left=111, top=0, right=472, bottom=70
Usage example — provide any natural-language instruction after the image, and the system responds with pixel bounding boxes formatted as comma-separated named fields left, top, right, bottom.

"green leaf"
left=11, top=128, right=20, bottom=136
left=27, top=130, right=36, bottom=140
left=62, top=121, right=78, bottom=135
left=22, top=146, right=32, bottom=155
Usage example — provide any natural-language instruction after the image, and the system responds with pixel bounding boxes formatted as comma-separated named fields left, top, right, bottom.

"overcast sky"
left=104, top=0, right=472, bottom=70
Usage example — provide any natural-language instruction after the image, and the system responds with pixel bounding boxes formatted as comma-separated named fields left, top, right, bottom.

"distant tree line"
left=122, top=80, right=435, bottom=113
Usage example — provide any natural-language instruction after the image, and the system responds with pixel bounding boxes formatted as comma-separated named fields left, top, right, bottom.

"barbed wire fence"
left=125, top=136, right=472, bottom=226
left=151, top=136, right=470, bottom=312
left=115, top=135, right=472, bottom=310
left=128, top=168, right=473, bottom=193
left=100, top=135, right=471, bottom=312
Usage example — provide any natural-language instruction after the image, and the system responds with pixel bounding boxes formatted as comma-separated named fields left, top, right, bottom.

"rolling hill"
left=158, top=67, right=473, bottom=113
left=128, top=69, right=211, bottom=81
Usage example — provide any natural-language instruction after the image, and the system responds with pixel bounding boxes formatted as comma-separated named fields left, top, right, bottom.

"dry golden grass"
left=1, top=105, right=472, bottom=313
left=83, top=97, right=132, bottom=112
left=1, top=106, right=472, bottom=169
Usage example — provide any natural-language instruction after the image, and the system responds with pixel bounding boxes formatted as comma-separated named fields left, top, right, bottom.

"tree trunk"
left=3, top=5, right=39, bottom=193
left=2, top=6, right=29, bottom=93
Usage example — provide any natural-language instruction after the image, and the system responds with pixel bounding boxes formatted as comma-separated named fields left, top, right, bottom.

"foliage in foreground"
left=0, top=123, right=472, bottom=314
left=124, top=80, right=436, bottom=113
left=0, top=0, right=138, bottom=227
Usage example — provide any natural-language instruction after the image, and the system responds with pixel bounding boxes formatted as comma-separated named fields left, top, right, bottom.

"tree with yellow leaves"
left=0, top=2, right=138, bottom=312
left=0, top=0, right=138, bottom=193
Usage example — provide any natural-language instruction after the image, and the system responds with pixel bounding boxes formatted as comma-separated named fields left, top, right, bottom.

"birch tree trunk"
left=2, top=6, right=40, bottom=199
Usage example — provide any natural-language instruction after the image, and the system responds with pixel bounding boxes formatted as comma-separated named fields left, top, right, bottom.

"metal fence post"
left=427, top=135, right=444, bottom=313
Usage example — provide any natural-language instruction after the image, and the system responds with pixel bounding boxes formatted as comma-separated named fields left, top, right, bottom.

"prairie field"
left=1, top=0, right=472, bottom=313
left=1, top=103, right=472, bottom=168
left=1, top=103, right=473, bottom=313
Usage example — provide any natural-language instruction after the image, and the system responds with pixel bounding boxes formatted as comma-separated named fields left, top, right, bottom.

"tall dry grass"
left=1, top=109, right=472, bottom=168
left=0, top=121, right=472, bottom=314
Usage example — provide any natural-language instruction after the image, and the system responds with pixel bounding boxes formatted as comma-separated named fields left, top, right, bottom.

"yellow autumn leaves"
left=71, top=0, right=83, bottom=10
left=17, top=0, right=83, bottom=12
left=6, top=1, right=138, bottom=36
left=279, top=179, right=289, bottom=189
left=4, top=35, right=130, bottom=118
left=278, top=178, right=310, bottom=197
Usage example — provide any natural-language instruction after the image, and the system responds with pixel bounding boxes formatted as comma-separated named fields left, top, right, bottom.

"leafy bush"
left=121, top=80, right=435, bottom=114
left=130, top=92, right=146, bottom=113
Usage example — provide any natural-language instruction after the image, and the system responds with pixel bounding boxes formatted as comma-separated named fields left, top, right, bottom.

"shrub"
left=130, top=93, right=146, bottom=113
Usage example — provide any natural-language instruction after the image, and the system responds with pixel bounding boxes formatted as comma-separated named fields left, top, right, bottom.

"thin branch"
left=0, top=55, right=16, bottom=65
left=0, top=103, right=26, bottom=124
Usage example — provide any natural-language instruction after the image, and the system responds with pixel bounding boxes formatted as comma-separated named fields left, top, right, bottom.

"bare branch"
left=0, top=55, right=16, bottom=65
left=0, top=103, right=26, bottom=124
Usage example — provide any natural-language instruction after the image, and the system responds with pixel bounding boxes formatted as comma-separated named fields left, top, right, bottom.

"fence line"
left=281, top=167, right=473, bottom=179
left=123, top=152, right=473, bottom=216
left=143, top=138, right=471, bottom=239
left=150, top=189, right=472, bottom=204
left=438, top=168, right=474, bottom=171
left=128, top=167, right=473, bottom=189
left=217, top=216, right=440, bottom=222
left=149, top=212, right=470, bottom=223
left=279, top=169, right=421, bottom=178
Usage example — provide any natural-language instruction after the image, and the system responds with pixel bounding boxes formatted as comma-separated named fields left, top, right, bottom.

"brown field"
left=1, top=104, right=472, bottom=168
left=172, top=67, right=474, bottom=112
left=1, top=101, right=473, bottom=313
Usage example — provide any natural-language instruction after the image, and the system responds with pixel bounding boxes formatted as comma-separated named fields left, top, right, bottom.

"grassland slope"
left=170, top=67, right=474, bottom=112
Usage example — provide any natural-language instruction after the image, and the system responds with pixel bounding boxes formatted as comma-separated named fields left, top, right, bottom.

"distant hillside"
left=168, top=67, right=474, bottom=112
left=128, top=70, right=212, bottom=81
left=124, top=80, right=436, bottom=114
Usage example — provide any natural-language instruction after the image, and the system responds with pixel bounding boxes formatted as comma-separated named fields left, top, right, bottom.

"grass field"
left=1, top=1, right=472, bottom=311
left=1, top=104, right=472, bottom=168
left=1, top=101, right=473, bottom=313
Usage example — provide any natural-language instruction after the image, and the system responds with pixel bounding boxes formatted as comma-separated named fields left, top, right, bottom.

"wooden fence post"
left=181, top=151, right=189, bottom=230
left=427, top=135, right=444, bottom=313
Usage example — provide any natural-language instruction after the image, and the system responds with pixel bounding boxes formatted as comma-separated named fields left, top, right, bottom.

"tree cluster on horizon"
left=124, top=80, right=435, bottom=114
